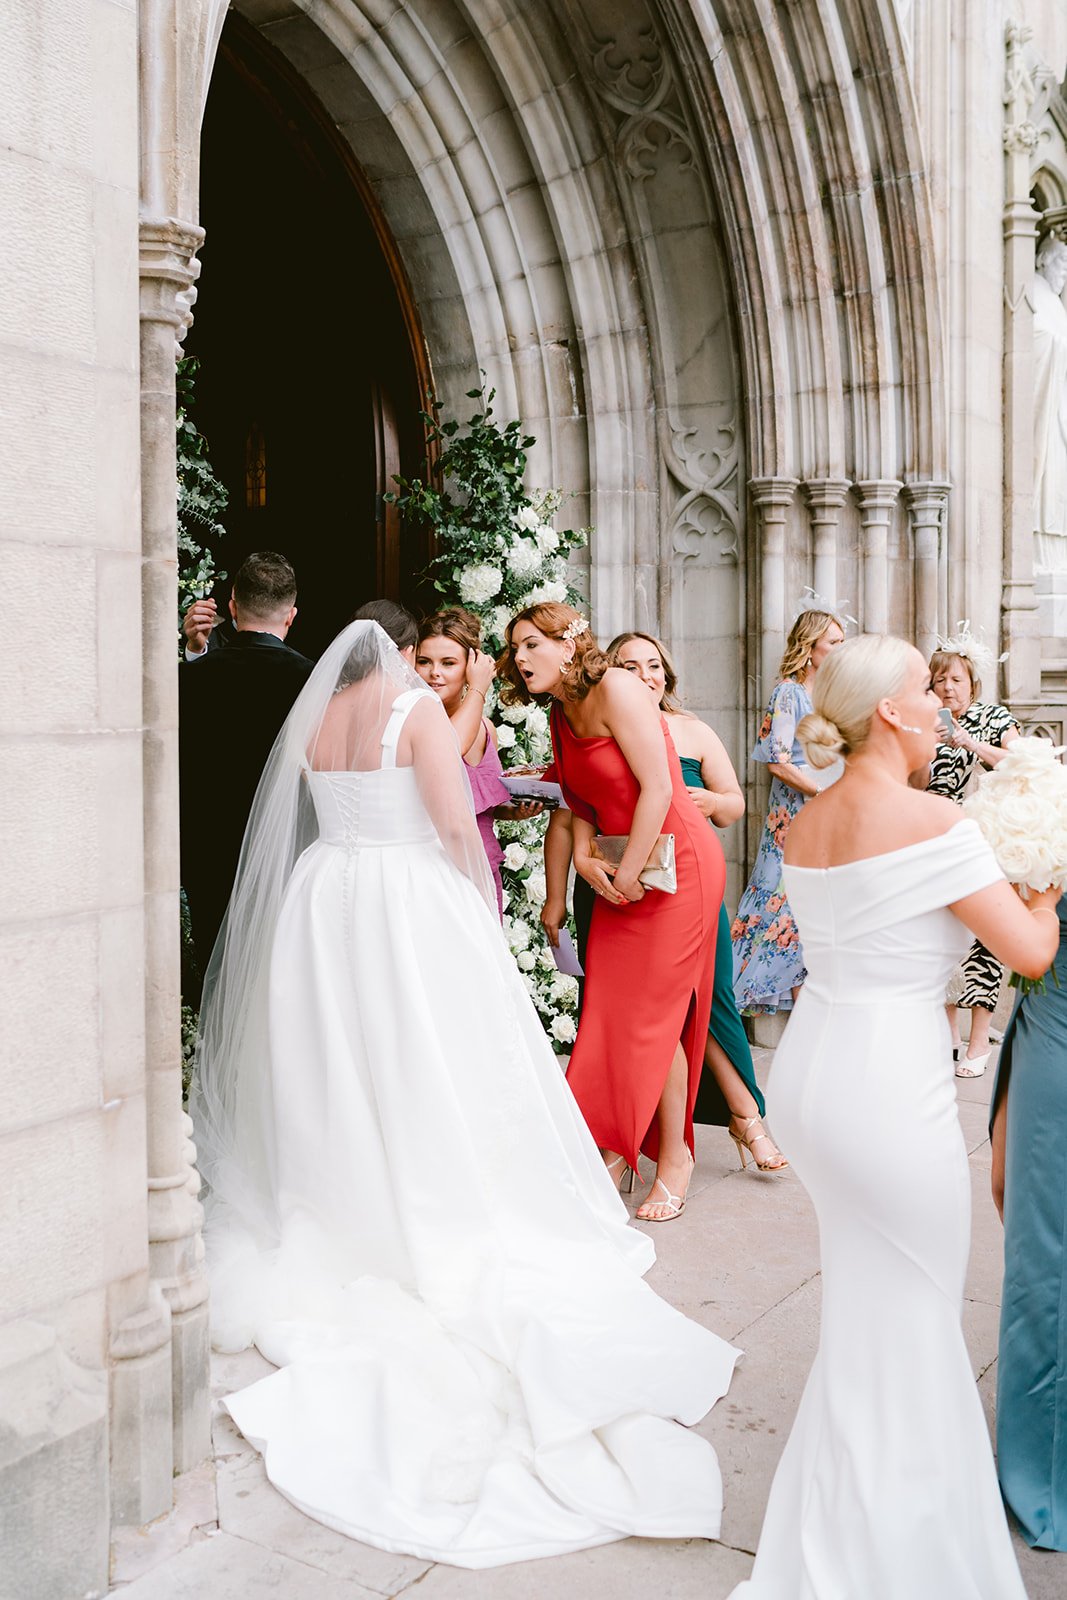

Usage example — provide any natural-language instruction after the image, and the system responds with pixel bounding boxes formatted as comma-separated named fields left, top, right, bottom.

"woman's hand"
left=575, top=853, right=628, bottom=906
left=466, top=649, right=497, bottom=698
left=687, top=785, right=718, bottom=819
left=612, top=870, right=645, bottom=903
left=540, top=895, right=567, bottom=947
left=950, top=722, right=975, bottom=752
left=495, top=799, right=544, bottom=822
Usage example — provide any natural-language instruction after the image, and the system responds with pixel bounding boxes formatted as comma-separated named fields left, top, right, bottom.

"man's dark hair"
left=349, top=598, right=418, bottom=651
left=232, top=552, right=298, bottom=620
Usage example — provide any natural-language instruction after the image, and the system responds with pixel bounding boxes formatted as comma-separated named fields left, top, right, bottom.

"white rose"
left=503, top=842, right=528, bottom=870
left=458, top=563, right=503, bottom=604
left=495, top=723, right=517, bottom=750
left=523, top=705, right=549, bottom=736
left=525, top=872, right=548, bottom=905
left=514, top=504, right=540, bottom=532
left=505, top=916, right=530, bottom=952
left=516, top=949, right=537, bottom=971
left=550, top=1014, right=577, bottom=1043
left=534, top=523, right=559, bottom=554
left=507, top=537, right=541, bottom=580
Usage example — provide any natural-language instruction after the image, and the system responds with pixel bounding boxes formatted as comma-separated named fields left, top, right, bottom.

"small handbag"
left=590, top=833, right=677, bottom=894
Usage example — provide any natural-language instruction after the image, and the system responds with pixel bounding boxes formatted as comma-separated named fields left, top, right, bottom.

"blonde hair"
left=928, top=648, right=980, bottom=704
left=798, top=634, right=914, bottom=770
left=497, top=602, right=609, bottom=704
left=605, top=631, right=684, bottom=713
left=778, top=609, right=841, bottom=682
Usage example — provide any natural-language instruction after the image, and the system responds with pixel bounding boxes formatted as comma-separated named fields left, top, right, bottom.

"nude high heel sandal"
left=729, top=1116, right=789, bottom=1173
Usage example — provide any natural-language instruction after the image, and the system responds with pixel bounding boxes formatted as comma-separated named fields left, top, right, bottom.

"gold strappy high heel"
left=604, top=1154, right=637, bottom=1194
left=729, top=1116, right=789, bottom=1173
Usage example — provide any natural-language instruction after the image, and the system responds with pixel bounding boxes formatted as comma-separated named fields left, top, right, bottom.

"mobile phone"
left=937, top=707, right=954, bottom=734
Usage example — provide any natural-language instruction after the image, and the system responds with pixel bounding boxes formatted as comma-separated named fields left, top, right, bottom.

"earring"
left=900, top=724, right=923, bottom=734
left=560, top=656, right=573, bottom=675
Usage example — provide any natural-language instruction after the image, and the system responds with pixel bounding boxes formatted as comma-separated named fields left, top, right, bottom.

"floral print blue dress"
left=731, top=680, right=812, bottom=1014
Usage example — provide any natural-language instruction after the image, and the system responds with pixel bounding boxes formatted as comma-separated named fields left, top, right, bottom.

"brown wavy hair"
left=778, top=609, right=841, bottom=682
left=417, top=606, right=482, bottom=656
left=606, top=631, right=684, bottom=714
left=927, top=648, right=979, bottom=704
left=497, top=603, right=609, bottom=704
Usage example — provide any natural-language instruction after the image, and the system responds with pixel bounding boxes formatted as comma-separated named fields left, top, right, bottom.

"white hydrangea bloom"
left=503, top=842, right=528, bottom=870
left=505, top=916, right=530, bottom=951
left=551, top=972, right=579, bottom=1004
left=550, top=1014, right=577, bottom=1043
left=516, top=949, right=537, bottom=971
left=499, top=703, right=526, bottom=725
left=458, top=563, right=503, bottom=605
left=490, top=605, right=512, bottom=641
left=507, top=537, right=541, bottom=580
left=525, top=578, right=568, bottom=606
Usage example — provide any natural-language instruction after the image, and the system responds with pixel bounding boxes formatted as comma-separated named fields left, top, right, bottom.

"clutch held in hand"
left=590, top=833, right=677, bottom=894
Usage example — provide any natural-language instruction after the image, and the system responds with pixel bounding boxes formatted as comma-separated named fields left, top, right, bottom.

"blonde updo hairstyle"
left=798, top=634, right=914, bottom=771
left=778, top=608, right=842, bottom=682
left=497, top=602, right=609, bottom=704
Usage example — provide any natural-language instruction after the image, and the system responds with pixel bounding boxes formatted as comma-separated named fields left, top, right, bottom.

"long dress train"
left=730, top=820, right=1027, bottom=1598
left=204, top=686, right=740, bottom=1569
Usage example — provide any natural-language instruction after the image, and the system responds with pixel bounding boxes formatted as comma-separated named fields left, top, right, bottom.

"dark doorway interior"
left=187, top=16, right=433, bottom=660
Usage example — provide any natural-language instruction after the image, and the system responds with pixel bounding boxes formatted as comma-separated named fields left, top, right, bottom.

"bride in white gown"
left=190, top=619, right=739, bottom=1569
left=729, top=635, right=1060, bottom=1600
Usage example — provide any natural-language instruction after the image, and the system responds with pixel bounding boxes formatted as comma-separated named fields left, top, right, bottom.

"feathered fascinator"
left=791, top=587, right=858, bottom=630
left=934, top=620, right=1007, bottom=680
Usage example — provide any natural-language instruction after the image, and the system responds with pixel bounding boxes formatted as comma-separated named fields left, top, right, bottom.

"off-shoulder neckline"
left=785, top=817, right=984, bottom=873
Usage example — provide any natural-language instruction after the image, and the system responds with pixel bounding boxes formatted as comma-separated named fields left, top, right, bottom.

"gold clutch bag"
left=590, top=833, right=677, bottom=894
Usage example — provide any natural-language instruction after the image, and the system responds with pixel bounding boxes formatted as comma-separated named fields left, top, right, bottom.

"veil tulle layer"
left=189, top=620, right=495, bottom=1234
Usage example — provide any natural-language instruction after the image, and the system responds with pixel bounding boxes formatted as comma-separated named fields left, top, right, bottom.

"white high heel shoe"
left=955, top=1050, right=990, bottom=1079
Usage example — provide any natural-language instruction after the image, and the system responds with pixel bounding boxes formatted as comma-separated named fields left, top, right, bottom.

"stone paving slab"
left=110, top=1045, right=1067, bottom=1599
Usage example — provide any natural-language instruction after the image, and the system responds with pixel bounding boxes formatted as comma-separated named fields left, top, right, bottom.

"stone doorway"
left=186, top=14, right=434, bottom=660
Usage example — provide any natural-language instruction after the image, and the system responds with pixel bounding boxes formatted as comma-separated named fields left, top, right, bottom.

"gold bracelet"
left=467, top=685, right=486, bottom=700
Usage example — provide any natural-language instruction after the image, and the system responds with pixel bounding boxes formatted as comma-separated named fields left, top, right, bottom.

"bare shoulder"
left=786, top=778, right=967, bottom=867
left=597, top=664, right=650, bottom=706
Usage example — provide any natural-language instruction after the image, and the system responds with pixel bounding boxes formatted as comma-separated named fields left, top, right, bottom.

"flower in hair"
left=792, top=586, right=857, bottom=629
left=561, top=614, right=589, bottom=642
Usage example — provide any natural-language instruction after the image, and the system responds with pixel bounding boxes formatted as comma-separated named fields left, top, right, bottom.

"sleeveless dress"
left=730, top=820, right=1027, bottom=1599
left=992, top=893, right=1067, bottom=1550
left=213, top=689, right=741, bottom=1568
left=676, top=753, right=765, bottom=1124
left=549, top=704, right=725, bottom=1170
left=464, top=716, right=510, bottom=917
left=731, top=680, right=813, bottom=1014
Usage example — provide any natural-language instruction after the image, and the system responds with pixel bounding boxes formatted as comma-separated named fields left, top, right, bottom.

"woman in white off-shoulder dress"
left=190, top=620, right=739, bottom=1571
left=730, top=635, right=1060, bottom=1600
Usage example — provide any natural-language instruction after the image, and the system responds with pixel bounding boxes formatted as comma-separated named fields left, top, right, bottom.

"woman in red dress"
left=499, top=603, right=725, bottom=1221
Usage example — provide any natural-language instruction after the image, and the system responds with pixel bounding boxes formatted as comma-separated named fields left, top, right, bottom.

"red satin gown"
left=550, top=703, right=725, bottom=1170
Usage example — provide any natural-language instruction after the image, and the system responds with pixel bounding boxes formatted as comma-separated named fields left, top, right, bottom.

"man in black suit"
left=180, top=552, right=313, bottom=977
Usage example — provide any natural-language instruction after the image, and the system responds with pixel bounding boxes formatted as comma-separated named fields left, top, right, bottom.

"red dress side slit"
left=550, top=704, right=725, bottom=1171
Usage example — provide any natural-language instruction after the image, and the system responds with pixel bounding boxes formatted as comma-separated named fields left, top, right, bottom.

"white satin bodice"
left=306, top=768, right=436, bottom=849
left=783, top=819, right=1002, bottom=1007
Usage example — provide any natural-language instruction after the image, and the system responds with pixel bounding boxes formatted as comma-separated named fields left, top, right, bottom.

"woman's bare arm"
left=950, top=878, right=1060, bottom=979
left=596, top=671, right=673, bottom=901
left=541, top=808, right=573, bottom=946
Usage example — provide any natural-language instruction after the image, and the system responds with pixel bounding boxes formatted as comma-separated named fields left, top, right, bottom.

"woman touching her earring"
left=499, top=603, right=725, bottom=1223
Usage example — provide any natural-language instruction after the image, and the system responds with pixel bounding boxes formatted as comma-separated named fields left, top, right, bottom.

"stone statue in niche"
left=1033, top=234, right=1067, bottom=573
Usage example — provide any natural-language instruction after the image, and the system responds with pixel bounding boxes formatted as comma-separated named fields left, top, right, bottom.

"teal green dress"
left=991, top=893, right=1067, bottom=1549
left=678, top=754, right=766, bottom=1123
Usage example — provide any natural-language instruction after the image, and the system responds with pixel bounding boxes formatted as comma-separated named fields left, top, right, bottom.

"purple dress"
left=465, top=719, right=510, bottom=918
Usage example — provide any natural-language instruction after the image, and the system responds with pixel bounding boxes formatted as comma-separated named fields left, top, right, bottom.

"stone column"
left=1000, top=22, right=1043, bottom=704
left=855, top=480, right=902, bottom=635
left=138, top=216, right=211, bottom=1476
left=904, top=481, right=952, bottom=657
left=802, top=479, right=851, bottom=604
left=749, top=477, right=798, bottom=697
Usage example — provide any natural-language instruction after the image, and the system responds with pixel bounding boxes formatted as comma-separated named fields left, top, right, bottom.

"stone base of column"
left=108, top=1285, right=174, bottom=1527
left=0, top=1321, right=109, bottom=1599
left=170, top=1299, right=211, bottom=1473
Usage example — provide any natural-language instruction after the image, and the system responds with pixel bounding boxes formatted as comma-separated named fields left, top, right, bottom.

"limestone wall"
left=0, top=1, right=150, bottom=1593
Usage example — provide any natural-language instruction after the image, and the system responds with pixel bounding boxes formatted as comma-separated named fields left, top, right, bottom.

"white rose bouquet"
left=961, top=736, right=1067, bottom=992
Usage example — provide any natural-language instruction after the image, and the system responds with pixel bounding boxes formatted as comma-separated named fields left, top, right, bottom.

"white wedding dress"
left=198, top=679, right=739, bottom=1569
left=731, top=819, right=1026, bottom=1599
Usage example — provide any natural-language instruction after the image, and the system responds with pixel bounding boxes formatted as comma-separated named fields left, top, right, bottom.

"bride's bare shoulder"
left=786, top=782, right=965, bottom=867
